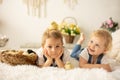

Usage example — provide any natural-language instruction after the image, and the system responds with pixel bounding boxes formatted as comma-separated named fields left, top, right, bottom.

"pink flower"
left=100, top=17, right=119, bottom=32
left=109, top=24, right=113, bottom=28
left=106, top=18, right=113, bottom=25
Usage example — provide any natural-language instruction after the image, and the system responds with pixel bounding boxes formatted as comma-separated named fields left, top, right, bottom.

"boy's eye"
left=95, top=44, right=100, bottom=48
left=90, top=40, right=93, bottom=43
left=95, top=44, right=99, bottom=47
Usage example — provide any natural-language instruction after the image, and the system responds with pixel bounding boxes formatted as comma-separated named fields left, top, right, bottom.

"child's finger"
left=43, top=48, right=49, bottom=57
left=59, top=48, right=64, bottom=57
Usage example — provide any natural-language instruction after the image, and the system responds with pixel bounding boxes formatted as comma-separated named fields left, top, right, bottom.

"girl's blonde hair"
left=41, top=29, right=63, bottom=47
left=91, top=29, right=112, bottom=51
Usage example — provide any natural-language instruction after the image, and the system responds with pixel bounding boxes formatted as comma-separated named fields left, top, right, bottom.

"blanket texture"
left=109, top=29, right=120, bottom=62
left=0, top=63, right=116, bottom=80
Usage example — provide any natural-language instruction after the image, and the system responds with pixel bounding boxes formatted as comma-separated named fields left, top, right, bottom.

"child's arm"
left=55, top=58, right=64, bottom=68
left=79, top=56, right=112, bottom=72
left=42, top=58, right=53, bottom=67
left=41, top=49, right=53, bottom=67
left=55, top=49, right=64, bottom=68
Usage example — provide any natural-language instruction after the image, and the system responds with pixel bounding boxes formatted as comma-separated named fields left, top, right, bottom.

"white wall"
left=0, top=0, right=120, bottom=49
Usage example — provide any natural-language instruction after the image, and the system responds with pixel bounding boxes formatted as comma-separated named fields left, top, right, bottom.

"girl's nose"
left=51, top=47, right=56, bottom=51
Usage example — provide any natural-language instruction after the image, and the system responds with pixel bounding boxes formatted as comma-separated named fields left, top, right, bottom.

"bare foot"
left=77, top=33, right=85, bottom=44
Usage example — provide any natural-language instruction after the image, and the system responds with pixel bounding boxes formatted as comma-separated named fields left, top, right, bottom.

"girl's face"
left=87, top=36, right=106, bottom=56
left=44, top=37, right=63, bottom=58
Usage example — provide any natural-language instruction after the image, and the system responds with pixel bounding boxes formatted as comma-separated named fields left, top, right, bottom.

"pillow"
left=108, top=29, right=120, bottom=62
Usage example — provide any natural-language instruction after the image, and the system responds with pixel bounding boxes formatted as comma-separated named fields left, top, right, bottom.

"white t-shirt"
left=35, top=47, right=79, bottom=67
left=79, top=48, right=120, bottom=70
left=79, top=48, right=110, bottom=64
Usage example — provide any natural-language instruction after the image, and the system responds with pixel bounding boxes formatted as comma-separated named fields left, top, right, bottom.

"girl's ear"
left=103, top=49, right=108, bottom=54
left=42, top=45, right=45, bottom=49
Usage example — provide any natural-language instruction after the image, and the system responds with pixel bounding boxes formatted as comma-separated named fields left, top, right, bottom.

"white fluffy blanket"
left=0, top=63, right=120, bottom=80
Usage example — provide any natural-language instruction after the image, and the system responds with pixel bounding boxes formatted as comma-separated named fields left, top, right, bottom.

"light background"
left=0, top=0, right=120, bottom=49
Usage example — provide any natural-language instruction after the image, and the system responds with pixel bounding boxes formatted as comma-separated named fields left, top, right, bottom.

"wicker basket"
left=62, top=17, right=77, bottom=43
left=64, top=35, right=75, bottom=43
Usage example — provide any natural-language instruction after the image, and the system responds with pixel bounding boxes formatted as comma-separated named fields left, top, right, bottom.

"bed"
left=0, top=62, right=120, bottom=80
left=0, top=29, right=120, bottom=80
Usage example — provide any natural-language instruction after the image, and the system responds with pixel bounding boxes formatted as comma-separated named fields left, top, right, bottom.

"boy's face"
left=87, top=36, right=106, bottom=56
left=44, top=37, right=63, bottom=58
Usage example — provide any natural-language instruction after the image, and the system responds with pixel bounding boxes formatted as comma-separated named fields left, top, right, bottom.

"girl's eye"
left=48, top=46, right=52, bottom=48
left=56, top=46, right=60, bottom=48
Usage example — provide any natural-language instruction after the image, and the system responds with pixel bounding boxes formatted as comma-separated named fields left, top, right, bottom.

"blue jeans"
left=70, top=44, right=84, bottom=60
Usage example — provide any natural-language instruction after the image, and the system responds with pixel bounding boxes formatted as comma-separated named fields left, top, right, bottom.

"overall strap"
left=88, top=53, right=92, bottom=63
left=96, top=54, right=104, bottom=64
left=88, top=53, right=104, bottom=64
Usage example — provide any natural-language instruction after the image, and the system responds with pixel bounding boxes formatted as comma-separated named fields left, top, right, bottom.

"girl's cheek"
left=46, top=50, right=51, bottom=55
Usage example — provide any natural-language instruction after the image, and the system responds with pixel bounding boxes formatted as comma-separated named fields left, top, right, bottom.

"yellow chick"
left=64, top=61, right=74, bottom=70
left=49, top=21, right=58, bottom=30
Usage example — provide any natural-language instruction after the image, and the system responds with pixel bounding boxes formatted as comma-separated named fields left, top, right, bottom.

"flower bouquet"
left=59, top=17, right=80, bottom=43
left=100, top=17, right=119, bottom=32
left=48, top=17, right=80, bottom=43
left=59, top=22, right=80, bottom=36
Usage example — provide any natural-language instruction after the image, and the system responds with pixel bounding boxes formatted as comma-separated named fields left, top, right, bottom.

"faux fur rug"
left=0, top=63, right=117, bottom=80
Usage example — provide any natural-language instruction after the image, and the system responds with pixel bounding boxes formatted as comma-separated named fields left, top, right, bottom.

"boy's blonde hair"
left=41, top=29, right=63, bottom=47
left=91, top=29, right=112, bottom=51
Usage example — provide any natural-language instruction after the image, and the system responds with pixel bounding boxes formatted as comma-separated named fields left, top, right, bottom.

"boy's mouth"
left=89, top=48, right=95, bottom=52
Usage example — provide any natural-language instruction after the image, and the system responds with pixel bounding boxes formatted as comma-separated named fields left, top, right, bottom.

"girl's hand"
left=55, top=47, right=64, bottom=60
left=54, top=47, right=64, bottom=68
left=43, top=48, right=52, bottom=61
left=42, top=48, right=53, bottom=67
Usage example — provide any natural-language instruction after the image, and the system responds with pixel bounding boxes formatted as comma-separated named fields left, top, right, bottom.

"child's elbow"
left=106, top=67, right=112, bottom=72
left=105, top=64, right=112, bottom=72
left=79, top=63, right=84, bottom=68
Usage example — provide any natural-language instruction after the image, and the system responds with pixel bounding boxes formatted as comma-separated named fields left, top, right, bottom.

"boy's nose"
left=91, top=44, right=95, bottom=49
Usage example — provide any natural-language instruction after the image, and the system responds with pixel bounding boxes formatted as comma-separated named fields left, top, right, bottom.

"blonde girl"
left=36, top=29, right=74, bottom=68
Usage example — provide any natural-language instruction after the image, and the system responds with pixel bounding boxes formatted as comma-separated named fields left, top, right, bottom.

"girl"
left=71, top=29, right=112, bottom=72
left=36, top=29, right=75, bottom=68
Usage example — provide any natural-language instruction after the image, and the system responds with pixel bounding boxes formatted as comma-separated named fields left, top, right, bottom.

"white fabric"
left=1, top=29, right=120, bottom=80
left=79, top=48, right=109, bottom=64
left=79, top=48, right=120, bottom=70
left=0, top=63, right=117, bottom=80
left=108, top=29, right=120, bottom=62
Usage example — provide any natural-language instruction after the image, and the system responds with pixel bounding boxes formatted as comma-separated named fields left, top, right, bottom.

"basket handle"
left=62, top=17, right=77, bottom=25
